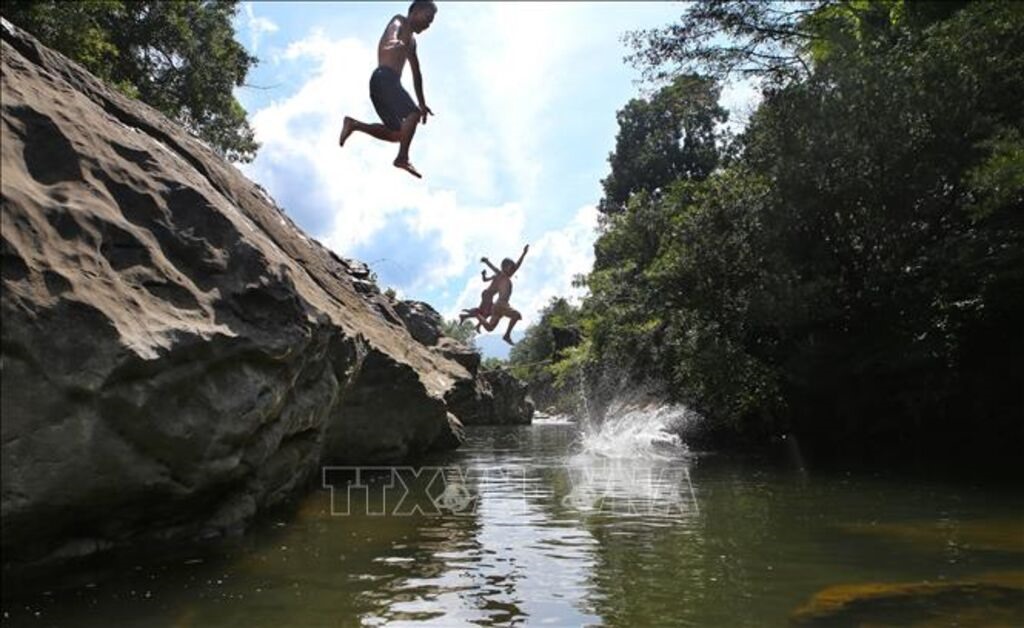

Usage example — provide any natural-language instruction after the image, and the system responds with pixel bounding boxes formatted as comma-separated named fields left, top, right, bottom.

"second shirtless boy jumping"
left=461, top=245, right=529, bottom=346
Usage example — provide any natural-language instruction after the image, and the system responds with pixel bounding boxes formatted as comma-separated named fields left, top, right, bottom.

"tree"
left=625, top=1, right=973, bottom=85
left=481, top=356, right=507, bottom=371
left=508, top=297, right=585, bottom=411
left=578, top=0, right=1024, bottom=461
left=441, top=319, right=478, bottom=348
left=509, top=297, right=583, bottom=367
left=2, top=0, right=259, bottom=162
left=625, top=1, right=828, bottom=85
left=599, top=74, right=727, bottom=215
left=584, top=72, right=731, bottom=392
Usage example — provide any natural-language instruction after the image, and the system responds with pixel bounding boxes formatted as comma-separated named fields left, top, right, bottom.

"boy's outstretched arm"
left=409, top=42, right=433, bottom=124
left=512, top=244, right=530, bottom=274
left=481, top=257, right=500, bottom=274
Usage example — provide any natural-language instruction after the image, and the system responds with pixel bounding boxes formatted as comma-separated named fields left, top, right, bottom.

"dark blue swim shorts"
left=369, top=66, right=419, bottom=131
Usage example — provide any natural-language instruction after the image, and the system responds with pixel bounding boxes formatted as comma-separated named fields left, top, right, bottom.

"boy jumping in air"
left=459, top=268, right=497, bottom=331
left=476, top=245, right=529, bottom=345
left=338, top=1, right=436, bottom=178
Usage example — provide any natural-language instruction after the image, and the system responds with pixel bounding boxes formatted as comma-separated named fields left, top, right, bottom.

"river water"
left=3, top=404, right=1023, bottom=626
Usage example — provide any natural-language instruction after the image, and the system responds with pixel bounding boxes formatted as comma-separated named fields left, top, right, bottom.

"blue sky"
left=232, top=2, right=757, bottom=358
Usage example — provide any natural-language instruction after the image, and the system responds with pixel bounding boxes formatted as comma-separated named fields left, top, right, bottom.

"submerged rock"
left=791, top=571, right=1024, bottom=626
left=0, top=22, right=481, bottom=575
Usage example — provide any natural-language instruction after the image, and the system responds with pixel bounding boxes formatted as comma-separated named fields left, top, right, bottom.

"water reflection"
left=2, top=410, right=1022, bottom=627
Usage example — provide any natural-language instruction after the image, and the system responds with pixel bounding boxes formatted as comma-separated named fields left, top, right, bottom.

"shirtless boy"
left=338, top=1, right=437, bottom=178
left=459, top=269, right=498, bottom=331
left=478, top=245, right=529, bottom=345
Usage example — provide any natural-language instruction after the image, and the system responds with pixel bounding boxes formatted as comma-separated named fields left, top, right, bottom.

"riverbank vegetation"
left=511, top=1, right=1023, bottom=465
left=2, top=0, right=259, bottom=161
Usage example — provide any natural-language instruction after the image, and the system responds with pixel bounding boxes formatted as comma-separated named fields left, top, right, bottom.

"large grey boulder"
left=393, top=301, right=535, bottom=421
left=393, top=300, right=444, bottom=346
left=0, top=21, right=468, bottom=573
left=436, top=336, right=482, bottom=375
left=446, top=368, right=535, bottom=426
left=482, top=369, right=535, bottom=425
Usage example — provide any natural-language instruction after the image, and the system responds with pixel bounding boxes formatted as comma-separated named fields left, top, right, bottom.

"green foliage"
left=547, top=339, right=592, bottom=390
left=509, top=297, right=580, bottom=365
left=965, top=129, right=1024, bottom=219
left=508, top=297, right=586, bottom=411
left=599, top=75, right=727, bottom=215
left=625, top=1, right=826, bottom=85
left=625, top=1, right=973, bottom=85
left=481, top=356, right=506, bottom=371
left=441, top=318, right=478, bottom=348
left=579, top=0, right=1024, bottom=456
left=584, top=74, right=732, bottom=397
left=3, top=0, right=259, bottom=162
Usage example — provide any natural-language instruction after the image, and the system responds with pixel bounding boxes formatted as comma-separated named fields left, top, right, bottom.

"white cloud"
left=513, top=204, right=598, bottom=325
left=441, top=3, right=580, bottom=200
left=243, top=27, right=528, bottom=284
left=241, top=4, right=604, bottom=323
left=242, top=3, right=279, bottom=54
left=451, top=204, right=597, bottom=330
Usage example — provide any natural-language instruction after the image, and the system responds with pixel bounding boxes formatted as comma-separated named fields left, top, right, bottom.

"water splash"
left=577, top=368, right=595, bottom=434
left=576, top=400, right=695, bottom=460
left=563, top=400, right=700, bottom=515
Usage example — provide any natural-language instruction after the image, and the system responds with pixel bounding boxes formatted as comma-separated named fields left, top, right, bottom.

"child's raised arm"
left=512, top=244, right=530, bottom=274
left=481, top=256, right=500, bottom=274
left=481, top=270, right=495, bottom=281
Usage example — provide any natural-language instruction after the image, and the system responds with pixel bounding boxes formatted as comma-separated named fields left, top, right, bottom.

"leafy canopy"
left=3, top=0, right=260, bottom=162
left=538, top=0, right=1024, bottom=457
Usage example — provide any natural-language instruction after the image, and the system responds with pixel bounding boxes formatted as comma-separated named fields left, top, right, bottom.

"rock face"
left=0, top=22, right=520, bottom=574
left=481, top=370, right=535, bottom=425
left=390, top=301, right=534, bottom=426
left=393, top=300, right=443, bottom=346
left=436, top=336, right=482, bottom=375
left=445, top=368, right=535, bottom=427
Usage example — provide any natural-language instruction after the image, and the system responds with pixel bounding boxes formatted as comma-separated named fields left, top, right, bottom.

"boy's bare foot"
left=339, top=117, right=355, bottom=147
left=502, top=334, right=515, bottom=346
left=394, top=159, right=422, bottom=178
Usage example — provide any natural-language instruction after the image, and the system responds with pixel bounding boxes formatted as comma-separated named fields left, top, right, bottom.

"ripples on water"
left=3, top=404, right=1023, bottom=627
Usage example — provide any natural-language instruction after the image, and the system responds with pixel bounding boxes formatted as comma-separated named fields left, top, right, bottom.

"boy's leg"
left=501, top=308, right=522, bottom=344
left=480, top=312, right=502, bottom=332
left=393, top=112, right=421, bottom=178
left=339, top=116, right=401, bottom=146
left=481, top=303, right=513, bottom=334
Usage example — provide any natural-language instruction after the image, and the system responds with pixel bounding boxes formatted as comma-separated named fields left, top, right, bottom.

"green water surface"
left=3, top=418, right=1022, bottom=627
